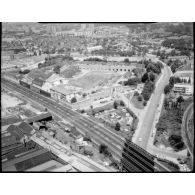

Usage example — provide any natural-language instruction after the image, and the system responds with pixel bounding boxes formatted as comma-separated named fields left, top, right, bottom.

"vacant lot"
left=2, top=93, right=23, bottom=110
left=70, top=71, right=117, bottom=90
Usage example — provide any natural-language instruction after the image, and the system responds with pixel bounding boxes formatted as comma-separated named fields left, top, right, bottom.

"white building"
left=174, top=84, right=193, bottom=95
left=174, top=70, right=194, bottom=84
left=87, top=45, right=103, bottom=53
left=42, top=74, right=68, bottom=92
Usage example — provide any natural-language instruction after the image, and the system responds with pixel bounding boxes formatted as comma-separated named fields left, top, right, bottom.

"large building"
left=174, top=83, right=193, bottom=95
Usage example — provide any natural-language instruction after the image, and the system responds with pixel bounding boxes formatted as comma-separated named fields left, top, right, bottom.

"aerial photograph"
left=1, top=22, right=194, bottom=172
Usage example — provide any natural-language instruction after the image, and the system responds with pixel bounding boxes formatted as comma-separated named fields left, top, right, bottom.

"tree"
left=99, top=144, right=108, bottom=153
left=188, top=77, right=191, bottom=84
left=124, top=78, right=141, bottom=86
left=113, top=101, right=118, bottom=109
left=120, top=100, right=125, bottom=106
left=71, top=97, right=77, bottom=103
left=82, top=93, right=87, bottom=98
left=164, top=84, right=171, bottom=94
left=143, top=101, right=147, bottom=106
left=141, top=73, right=149, bottom=83
left=137, top=95, right=143, bottom=101
left=53, top=65, right=61, bottom=74
left=99, top=144, right=111, bottom=156
left=168, top=135, right=184, bottom=150
left=177, top=96, right=184, bottom=104
left=115, top=122, right=121, bottom=131
left=124, top=58, right=130, bottom=63
left=164, top=97, right=169, bottom=109
left=169, top=76, right=175, bottom=86
left=81, top=109, right=85, bottom=114
left=157, top=50, right=161, bottom=56
left=134, top=91, right=139, bottom=96
left=149, top=72, right=155, bottom=82
left=142, top=81, right=155, bottom=101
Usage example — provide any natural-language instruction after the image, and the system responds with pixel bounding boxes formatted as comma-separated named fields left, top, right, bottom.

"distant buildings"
left=87, top=45, right=103, bottom=53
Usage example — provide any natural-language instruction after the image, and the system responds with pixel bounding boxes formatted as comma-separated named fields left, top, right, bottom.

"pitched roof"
left=18, top=122, right=33, bottom=135
left=6, top=125, right=24, bottom=140
left=32, top=78, right=45, bottom=87
left=1, top=117, right=22, bottom=126
left=26, top=112, right=52, bottom=124
left=70, top=127, right=81, bottom=138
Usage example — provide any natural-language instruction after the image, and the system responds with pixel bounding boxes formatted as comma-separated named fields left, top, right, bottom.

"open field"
left=1, top=89, right=43, bottom=120
left=2, top=93, right=23, bottom=110
left=70, top=71, right=118, bottom=90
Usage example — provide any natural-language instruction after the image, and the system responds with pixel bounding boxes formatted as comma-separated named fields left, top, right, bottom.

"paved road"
left=182, top=103, right=194, bottom=158
left=133, top=61, right=172, bottom=150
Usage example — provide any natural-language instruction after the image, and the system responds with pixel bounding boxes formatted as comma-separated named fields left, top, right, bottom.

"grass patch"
left=130, top=95, right=144, bottom=109
left=70, top=71, right=116, bottom=90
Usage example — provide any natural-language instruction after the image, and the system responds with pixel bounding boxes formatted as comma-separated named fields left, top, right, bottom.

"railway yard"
left=2, top=78, right=165, bottom=172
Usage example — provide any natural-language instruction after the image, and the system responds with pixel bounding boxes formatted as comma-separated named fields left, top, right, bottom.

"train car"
left=30, top=85, right=40, bottom=93
left=40, top=89, right=51, bottom=98
left=19, top=80, right=30, bottom=89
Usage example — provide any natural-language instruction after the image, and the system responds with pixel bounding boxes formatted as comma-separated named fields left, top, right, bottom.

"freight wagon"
left=40, top=89, right=51, bottom=98
left=19, top=80, right=52, bottom=99
left=30, top=85, right=40, bottom=93
left=19, top=80, right=30, bottom=89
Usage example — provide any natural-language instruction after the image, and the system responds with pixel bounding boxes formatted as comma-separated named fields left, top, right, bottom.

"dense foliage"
left=141, top=81, right=155, bottom=101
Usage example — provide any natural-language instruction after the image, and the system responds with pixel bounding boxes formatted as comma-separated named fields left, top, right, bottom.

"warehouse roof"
left=26, top=112, right=52, bottom=124
left=6, top=125, right=24, bottom=140
left=18, top=122, right=34, bottom=135
left=32, top=77, right=45, bottom=87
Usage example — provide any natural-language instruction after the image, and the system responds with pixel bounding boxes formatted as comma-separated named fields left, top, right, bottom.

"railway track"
left=2, top=78, right=155, bottom=172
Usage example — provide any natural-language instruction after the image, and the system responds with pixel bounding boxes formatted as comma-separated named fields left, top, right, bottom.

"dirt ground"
left=70, top=71, right=118, bottom=90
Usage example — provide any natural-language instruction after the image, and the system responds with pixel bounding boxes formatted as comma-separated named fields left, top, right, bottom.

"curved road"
left=133, top=60, right=172, bottom=150
left=181, top=102, right=194, bottom=159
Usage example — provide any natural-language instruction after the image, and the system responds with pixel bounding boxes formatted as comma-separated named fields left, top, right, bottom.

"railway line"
left=2, top=78, right=155, bottom=172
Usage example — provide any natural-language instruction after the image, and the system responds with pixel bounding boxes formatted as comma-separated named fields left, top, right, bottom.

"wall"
left=77, top=64, right=134, bottom=72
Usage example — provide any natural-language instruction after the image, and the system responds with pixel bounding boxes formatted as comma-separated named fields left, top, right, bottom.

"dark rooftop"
left=1, top=116, right=22, bottom=126
left=32, top=77, right=45, bottom=87
left=26, top=112, right=52, bottom=124
left=2, top=148, right=52, bottom=172
left=6, top=125, right=24, bottom=140
left=18, top=122, right=34, bottom=135
left=69, top=127, right=82, bottom=139
left=1, top=133, right=19, bottom=148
